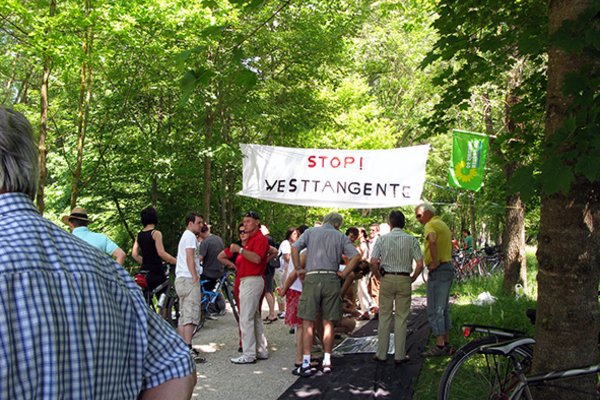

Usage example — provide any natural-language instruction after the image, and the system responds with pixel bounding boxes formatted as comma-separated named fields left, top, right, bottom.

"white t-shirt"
left=284, top=248, right=303, bottom=292
left=175, top=230, right=202, bottom=278
left=278, top=240, right=291, bottom=269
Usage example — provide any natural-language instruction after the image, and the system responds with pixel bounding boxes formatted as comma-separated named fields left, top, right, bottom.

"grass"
left=412, top=247, right=539, bottom=399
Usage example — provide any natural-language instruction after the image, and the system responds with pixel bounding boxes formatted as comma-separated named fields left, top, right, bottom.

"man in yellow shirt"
left=415, top=203, right=455, bottom=357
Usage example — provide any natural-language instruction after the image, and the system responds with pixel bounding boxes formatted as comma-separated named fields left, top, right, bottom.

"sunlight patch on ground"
left=197, top=342, right=226, bottom=353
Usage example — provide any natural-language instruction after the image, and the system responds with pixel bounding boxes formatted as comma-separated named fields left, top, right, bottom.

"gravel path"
left=190, top=302, right=298, bottom=400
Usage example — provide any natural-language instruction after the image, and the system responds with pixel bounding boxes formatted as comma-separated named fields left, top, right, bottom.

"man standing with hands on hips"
left=415, top=203, right=455, bottom=357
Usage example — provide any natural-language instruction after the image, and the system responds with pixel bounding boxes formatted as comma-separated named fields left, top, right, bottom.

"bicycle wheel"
left=160, top=295, right=179, bottom=328
left=192, top=302, right=207, bottom=337
left=476, top=257, right=488, bottom=277
left=224, top=282, right=239, bottom=323
left=438, top=336, right=533, bottom=400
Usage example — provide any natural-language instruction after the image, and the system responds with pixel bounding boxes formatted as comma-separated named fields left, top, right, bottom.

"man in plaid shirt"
left=0, top=107, right=196, bottom=399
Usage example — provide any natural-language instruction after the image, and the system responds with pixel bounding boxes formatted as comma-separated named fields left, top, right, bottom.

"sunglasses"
left=245, top=211, right=260, bottom=220
left=239, top=230, right=246, bottom=234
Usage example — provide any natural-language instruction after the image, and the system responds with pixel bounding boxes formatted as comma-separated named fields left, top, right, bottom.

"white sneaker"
left=257, top=352, right=269, bottom=360
left=230, top=355, right=256, bottom=364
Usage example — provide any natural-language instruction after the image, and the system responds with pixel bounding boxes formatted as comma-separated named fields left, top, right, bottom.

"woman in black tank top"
left=132, top=206, right=177, bottom=302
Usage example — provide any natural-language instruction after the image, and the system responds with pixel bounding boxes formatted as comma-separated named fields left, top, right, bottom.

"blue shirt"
left=0, top=193, right=194, bottom=399
left=72, top=226, right=119, bottom=255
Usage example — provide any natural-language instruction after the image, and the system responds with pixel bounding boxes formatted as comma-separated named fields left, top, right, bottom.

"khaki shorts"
left=175, top=277, right=201, bottom=326
left=297, top=273, right=342, bottom=321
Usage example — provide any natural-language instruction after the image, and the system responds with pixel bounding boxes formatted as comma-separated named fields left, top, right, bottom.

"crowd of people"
left=0, top=107, right=456, bottom=398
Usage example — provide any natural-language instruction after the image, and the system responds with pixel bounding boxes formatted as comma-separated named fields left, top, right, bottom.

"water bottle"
left=157, top=293, right=167, bottom=308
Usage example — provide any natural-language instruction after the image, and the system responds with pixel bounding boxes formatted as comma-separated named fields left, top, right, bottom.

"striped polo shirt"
left=370, top=227, right=423, bottom=274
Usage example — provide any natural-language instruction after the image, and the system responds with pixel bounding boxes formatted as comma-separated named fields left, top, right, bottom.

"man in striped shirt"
left=370, top=210, right=423, bottom=364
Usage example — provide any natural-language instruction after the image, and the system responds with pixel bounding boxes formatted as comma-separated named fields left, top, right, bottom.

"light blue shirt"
left=72, top=226, right=119, bottom=255
left=0, top=193, right=194, bottom=398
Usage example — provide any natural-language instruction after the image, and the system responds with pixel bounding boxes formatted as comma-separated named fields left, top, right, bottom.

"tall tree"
left=37, top=0, right=57, bottom=214
left=532, top=1, right=599, bottom=398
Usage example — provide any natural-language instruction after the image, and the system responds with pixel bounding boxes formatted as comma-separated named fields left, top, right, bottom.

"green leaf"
left=196, top=67, right=216, bottom=86
left=180, top=70, right=198, bottom=103
left=540, top=157, right=575, bottom=195
left=234, top=68, right=258, bottom=88
left=508, top=165, right=537, bottom=201
left=576, top=155, right=600, bottom=182
left=201, top=25, right=226, bottom=38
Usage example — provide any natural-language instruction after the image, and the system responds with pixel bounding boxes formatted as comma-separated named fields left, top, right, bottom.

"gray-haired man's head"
left=0, top=108, right=38, bottom=198
left=415, top=202, right=436, bottom=225
left=323, top=212, right=343, bottom=229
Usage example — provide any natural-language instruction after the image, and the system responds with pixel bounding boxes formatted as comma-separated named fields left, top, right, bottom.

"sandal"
left=263, top=317, right=277, bottom=324
left=394, top=355, right=411, bottom=365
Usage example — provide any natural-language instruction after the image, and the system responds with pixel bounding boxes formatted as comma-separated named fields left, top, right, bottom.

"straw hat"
left=61, top=207, right=91, bottom=225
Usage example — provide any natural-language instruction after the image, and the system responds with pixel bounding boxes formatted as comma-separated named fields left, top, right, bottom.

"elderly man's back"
left=0, top=192, right=194, bottom=399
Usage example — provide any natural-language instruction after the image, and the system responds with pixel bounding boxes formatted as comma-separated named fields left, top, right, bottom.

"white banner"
left=239, top=144, right=430, bottom=209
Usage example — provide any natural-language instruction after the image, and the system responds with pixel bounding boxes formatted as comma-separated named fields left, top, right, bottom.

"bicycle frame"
left=482, top=339, right=600, bottom=400
left=509, top=363, right=600, bottom=399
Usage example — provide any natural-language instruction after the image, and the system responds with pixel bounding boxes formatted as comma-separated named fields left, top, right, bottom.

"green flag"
left=448, top=129, right=489, bottom=191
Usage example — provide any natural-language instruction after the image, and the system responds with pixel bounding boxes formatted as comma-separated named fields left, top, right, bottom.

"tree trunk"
left=501, top=186, right=526, bottom=292
left=500, top=60, right=527, bottom=293
left=532, top=1, right=600, bottom=398
left=37, top=1, right=55, bottom=214
left=468, top=192, right=476, bottom=249
left=70, top=0, right=94, bottom=209
left=202, top=109, right=213, bottom=222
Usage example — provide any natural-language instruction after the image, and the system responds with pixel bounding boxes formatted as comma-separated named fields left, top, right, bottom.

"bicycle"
left=192, top=269, right=239, bottom=336
left=469, top=337, right=599, bottom=399
left=136, top=264, right=180, bottom=328
left=438, top=324, right=534, bottom=399
left=438, top=312, right=599, bottom=399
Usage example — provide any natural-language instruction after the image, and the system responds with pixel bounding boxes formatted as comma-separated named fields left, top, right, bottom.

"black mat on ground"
left=278, top=297, right=430, bottom=400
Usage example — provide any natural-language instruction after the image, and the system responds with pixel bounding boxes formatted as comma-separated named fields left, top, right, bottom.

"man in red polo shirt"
left=229, top=211, right=271, bottom=364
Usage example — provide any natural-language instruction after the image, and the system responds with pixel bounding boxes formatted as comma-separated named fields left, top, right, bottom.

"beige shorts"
left=175, top=277, right=201, bottom=326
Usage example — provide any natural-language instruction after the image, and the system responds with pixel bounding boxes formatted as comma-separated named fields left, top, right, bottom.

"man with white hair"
left=415, top=202, right=455, bottom=357
left=0, top=108, right=196, bottom=399
left=291, top=212, right=361, bottom=377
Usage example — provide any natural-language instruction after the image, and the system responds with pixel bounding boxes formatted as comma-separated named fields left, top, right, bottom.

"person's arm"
left=340, top=272, right=355, bottom=298
left=291, top=246, right=307, bottom=281
left=132, top=239, right=143, bottom=264
left=153, top=230, right=177, bottom=265
left=340, top=253, right=361, bottom=281
left=427, top=231, right=440, bottom=270
left=411, top=259, right=424, bottom=282
left=291, top=246, right=301, bottom=271
left=266, top=246, right=278, bottom=262
left=230, top=242, right=262, bottom=264
left=186, top=248, right=199, bottom=284
left=138, top=373, right=196, bottom=400
left=217, top=249, right=236, bottom=270
left=276, top=268, right=298, bottom=297
left=113, top=247, right=126, bottom=265
left=370, top=257, right=382, bottom=279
